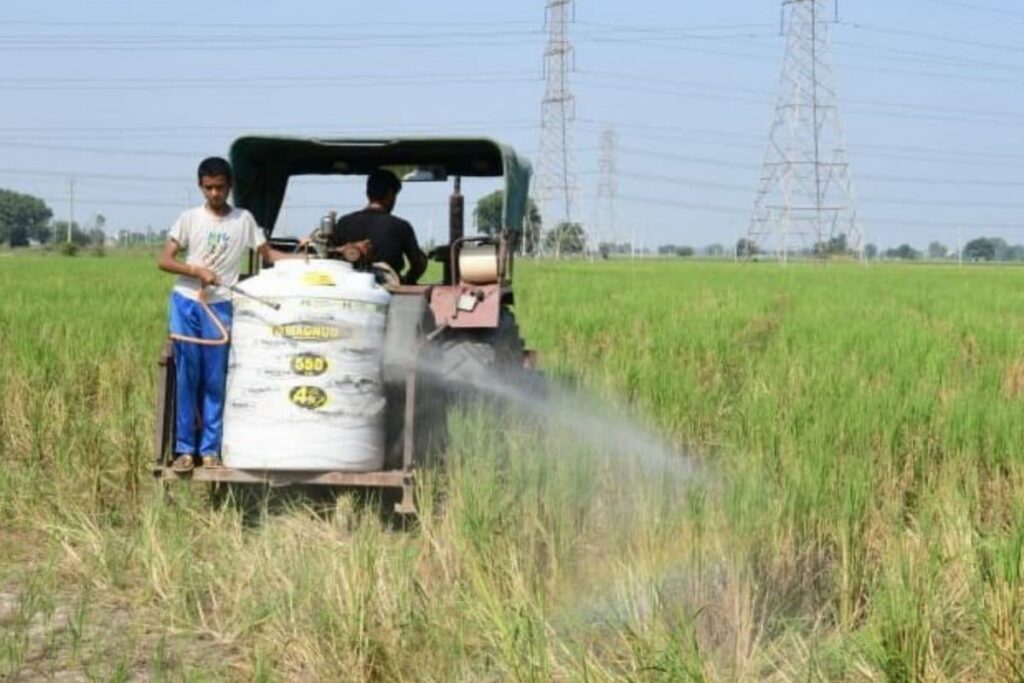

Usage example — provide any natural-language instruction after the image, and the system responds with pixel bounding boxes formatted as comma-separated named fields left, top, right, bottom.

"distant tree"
left=1005, top=244, right=1024, bottom=262
left=598, top=241, right=632, bottom=257
left=864, top=243, right=878, bottom=260
left=963, top=237, right=996, bottom=262
left=0, top=189, right=53, bottom=247
left=473, top=190, right=541, bottom=254
left=884, top=243, right=921, bottom=260
left=675, top=246, right=694, bottom=257
left=34, top=223, right=53, bottom=244
left=544, top=221, right=586, bottom=255
left=8, top=224, right=29, bottom=247
left=927, top=241, right=949, bottom=260
left=992, top=237, right=1010, bottom=261
left=736, top=238, right=759, bottom=257
left=51, top=220, right=91, bottom=247
left=704, top=243, right=725, bottom=257
left=812, top=233, right=850, bottom=258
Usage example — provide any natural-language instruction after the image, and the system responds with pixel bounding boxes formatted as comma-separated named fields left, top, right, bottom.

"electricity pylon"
left=747, top=0, right=861, bottom=261
left=535, top=0, right=578, bottom=258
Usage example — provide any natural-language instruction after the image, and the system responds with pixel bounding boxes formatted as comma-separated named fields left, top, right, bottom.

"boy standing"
left=157, top=156, right=289, bottom=471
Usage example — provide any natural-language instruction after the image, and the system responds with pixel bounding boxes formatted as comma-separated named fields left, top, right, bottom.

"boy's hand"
left=195, top=267, right=219, bottom=287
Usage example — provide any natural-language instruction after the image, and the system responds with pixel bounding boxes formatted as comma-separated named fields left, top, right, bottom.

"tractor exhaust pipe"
left=449, top=175, right=464, bottom=244
left=444, top=176, right=464, bottom=284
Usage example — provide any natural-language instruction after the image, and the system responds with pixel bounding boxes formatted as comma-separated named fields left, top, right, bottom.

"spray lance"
left=228, top=284, right=280, bottom=311
left=168, top=282, right=280, bottom=347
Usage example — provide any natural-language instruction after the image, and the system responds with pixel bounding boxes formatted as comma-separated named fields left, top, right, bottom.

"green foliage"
left=964, top=237, right=997, bottom=261
left=51, top=221, right=92, bottom=247
left=927, top=241, right=949, bottom=260
left=58, top=241, right=79, bottom=256
left=736, top=237, right=758, bottom=257
left=884, top=243, right=921, bottom=260
left=473, top=189, right=542, bottom=254
left=0, top=188, right=53, bottom=246
left=813, top=232, right=850, bottom=257
left=657, top=244, right=695, bottom=257
left=544, top=221, right=586, bottom=255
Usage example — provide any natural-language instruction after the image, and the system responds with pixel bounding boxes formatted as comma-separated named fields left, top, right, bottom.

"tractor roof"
left=230, top=135, right=532, bottom=237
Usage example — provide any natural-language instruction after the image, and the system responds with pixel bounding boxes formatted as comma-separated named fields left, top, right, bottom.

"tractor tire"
left=435, top=309, right=526, bottom=397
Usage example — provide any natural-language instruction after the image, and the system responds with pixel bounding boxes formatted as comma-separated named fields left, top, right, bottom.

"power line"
left=842, top=20, right=1024, bottom=55
left=0, top=25, right=779, bottom=52
left=32, top=195, right=441, bottom=210
left=915, top=0, right=1024, bottom=21
left=572, top=74, right=1024, bottom=128
left=615, top=195, right=1024, bottom=233
left=835, top=39, right=1024, bottom=74
left=0, top=74, right=538, bottom=92
left=603, top=168, right=1024, bottom=207
left=0, top=119, right=538, bottom=134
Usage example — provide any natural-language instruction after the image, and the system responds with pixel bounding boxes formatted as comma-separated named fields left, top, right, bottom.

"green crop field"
left=3, top=253, right=1024, bottom=681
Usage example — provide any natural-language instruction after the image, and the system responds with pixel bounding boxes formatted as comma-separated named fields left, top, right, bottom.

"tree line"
left=0, top=188, right=108, bottom=247
left=7, top=187, right=1023, bottom=263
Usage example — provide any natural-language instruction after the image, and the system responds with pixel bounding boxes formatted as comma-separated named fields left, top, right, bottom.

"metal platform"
left=153, top=465, right=411, bottom=487
left=153, top=465, right=416, bottom=513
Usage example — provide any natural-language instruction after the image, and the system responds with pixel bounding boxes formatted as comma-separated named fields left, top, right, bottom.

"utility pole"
left=67, top=179, right=75, bottom=243
left=747, top=0, right=861, bottom=262
left=535, top=0, right=577, bottom=259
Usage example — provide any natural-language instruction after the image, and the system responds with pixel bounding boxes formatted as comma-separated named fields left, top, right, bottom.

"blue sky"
left=1, top=0, right=1022, bottom=250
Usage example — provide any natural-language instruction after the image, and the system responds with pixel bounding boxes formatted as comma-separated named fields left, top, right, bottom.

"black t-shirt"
left=331, top=208, right=420, bottom=275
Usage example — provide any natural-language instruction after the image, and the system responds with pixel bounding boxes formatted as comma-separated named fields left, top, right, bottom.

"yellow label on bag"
left=291, top=352, right=329, bottom=376
left=289, top=385, right=328, bottom=410
left=301, top=272, right=336, bottom=286
left=271, top=322, right=347, bottom=342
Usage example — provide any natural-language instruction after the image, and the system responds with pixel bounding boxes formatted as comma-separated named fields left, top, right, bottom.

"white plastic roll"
left=458, top=245, right=499, bottom=284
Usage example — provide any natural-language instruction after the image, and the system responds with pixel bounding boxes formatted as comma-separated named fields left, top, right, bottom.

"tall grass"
left=2, top=254, right=1024, bottom=680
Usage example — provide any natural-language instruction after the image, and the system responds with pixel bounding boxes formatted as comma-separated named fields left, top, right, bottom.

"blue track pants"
left=168, top=292, right=233, bottom=457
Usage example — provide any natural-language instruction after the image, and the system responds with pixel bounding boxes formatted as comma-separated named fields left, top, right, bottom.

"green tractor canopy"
left=230, top=135, right=532, bottom=239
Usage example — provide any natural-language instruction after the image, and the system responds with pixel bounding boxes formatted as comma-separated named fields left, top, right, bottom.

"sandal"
left=172, top=454, right=195, bottom=472
left=201, top=455, right=222, bottom=468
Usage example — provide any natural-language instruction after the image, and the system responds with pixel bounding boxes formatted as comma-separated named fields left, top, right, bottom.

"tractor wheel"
left=435, top=309, right=526, bottom=396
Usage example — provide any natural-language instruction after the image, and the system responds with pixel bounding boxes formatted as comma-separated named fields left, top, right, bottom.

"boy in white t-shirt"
left=157, top=157, right=292, bottom=471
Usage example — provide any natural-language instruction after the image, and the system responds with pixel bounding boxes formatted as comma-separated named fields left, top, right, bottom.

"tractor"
left=153, top=136, right=535, bottom=513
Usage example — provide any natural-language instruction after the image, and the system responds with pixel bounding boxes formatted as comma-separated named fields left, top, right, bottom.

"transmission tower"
left=535, top=0, right=577, bottom=258
left=593, top=126, right=618, bottom=258
left=747, top=0, right=861, bottom=261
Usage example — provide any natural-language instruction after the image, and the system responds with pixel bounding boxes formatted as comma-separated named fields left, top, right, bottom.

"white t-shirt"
left=168, top=205, right=267, bottom=303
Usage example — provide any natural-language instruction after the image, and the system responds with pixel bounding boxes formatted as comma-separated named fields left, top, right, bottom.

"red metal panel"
left=429, top=284, right=500, bottom=329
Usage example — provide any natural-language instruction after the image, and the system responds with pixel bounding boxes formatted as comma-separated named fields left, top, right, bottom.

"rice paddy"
left=3, top=252, right=1024, bottom=681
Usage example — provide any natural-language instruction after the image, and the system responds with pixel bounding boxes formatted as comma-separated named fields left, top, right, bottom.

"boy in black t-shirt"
left=330, top=169, right=428, bottom=284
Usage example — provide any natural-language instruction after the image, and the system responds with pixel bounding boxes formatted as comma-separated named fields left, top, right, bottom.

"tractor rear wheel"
left=435, top=309, right=526, bottom=395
